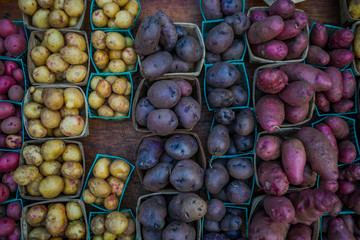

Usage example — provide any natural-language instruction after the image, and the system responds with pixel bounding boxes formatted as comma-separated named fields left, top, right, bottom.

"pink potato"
left=8, top=85, right=24, bottom=102
left=4, top=61, right=17, bottom=76
left=284, top=31, right=309, bottom=60
left=285, top=103, right=309, bottom=124
left=263, top=195, right=295, bottom=223
left=341, top=70, right=356, bottom=99
left=253, top=40, right=288, bottom=61
left=255, top=135, right=283, bottom=161
left=0, top=76, right=16, bottom=94
left=338, top=140, right=357, bottom=164
left=1, top=116, right=22, bottom=135
left=316, top=92, right=330, bottom=112
left=8, top=226, right=20, bottom=240
left=247, top=16, right=285, bottom=45
left=256, top=94, right=285, bottom=133
left=324, top=67, right=343, bottom=103
left=0, top=152, right=19, bottom=172
left=319, top=179, right=339, bottom=192
left=249, top=9, right=268, bottom=23
left=328, top=218, right=356, bottom=240
left=256, top=67, right=288, bottom=94
left=279, top=63, right=332, bottom=91
left=324, top=115, right=350, bottom=140
left=172, top=79, right=192, bottom=97
left=0, top=38, right=4, bottom=55
left=290, top=11, right=308, bottom=30
left=299, top=164, right=317, bottom=188
left=258, top=161, right=289, bottom=196
left=287, top=224, right=312, bottom=240
left=328, top=28, right=354, bottom=49
left=310, top=23, right=328, bottom=48
left=276, top=20, right=302, bottom=40
left=314, top=123, right=338, bottom=155
left=2, top=172, right=17, bottom=193
left=279, top=81, right=314, bottom=107
left=332, top=99, right=354, bottom=113
left=306, top=45, right=330, bottom=66
left=281, top=138, right=306, bottom=185
left=0, top=217, right=15, bottom=236
left=6, top=201, right=21, bottom=220
left=11, top=69, right=23, bottom=82
left=339, top=181, right=356, bottom=195
left=0, top=20, right=18, bottom=39
left=339, top=164, right=360, bottom=182
left=4, top=34, right=27, bottom=56
left=328, top=49, right=354, bottom=68
left=0, top=102, right=15, bottom=120
left=0, top=183, right=9, bottom=203
left=269, top=0, right=295, bottom=19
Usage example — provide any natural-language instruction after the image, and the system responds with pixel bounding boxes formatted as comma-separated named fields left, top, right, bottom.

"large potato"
left=63, top=177, right=81, bottom=195
left=66, top=201, right=83, bottom=220
left=106, top=32, right=126, bottom=50
left=45, top=203, right=67, bottom=236
left=27, top=119, right=47, bottom=138
left=108, top=59, right=126, bottom=73
left=59, top=115, right=85, bottom=136
left=26, top=204, right=48, bottom=227
left=108, top=94, right=130, bottom=113
left=44, top=28, right=65, bottom=53
left=93, top=157, right=111, bottom=179
left=124, top=0, right=140, bottom=17
left=62, top=144, right=82, bottom=162
left=49, top=10, right=69, bottom=28
left=115, top=10, right=134, bottom=29
left=93, top=50, right=109, bottom=70
left=64, top=88, right=84, bottom=109
left=23, top=145, right=43, bottom=166
left=168, top=193, right=207, bottom=222
left=88, top=91, right=105, bottom=109
left=140, top=51, right=173, bottom=79
left=39, top=160, right=61, bottom=176
left=65, top=32, right=87, bottom=51
left=60, top=46, right=88, bottom=65
left=41, top=140, right=66, bottom=161
left=31, top=46, right=51, bottom=66
left=92, top=30, right=107, bottom=50
left=42, top=88, right=64, bottom=111
left=96, top=79, right=112, bottom=98
left=39, top=175, right=64, bottom=198
left=61, top=161, right=83, bottom=179
left=40, top=108, right=61, bottom=129
left=103, top=2, right=120, bottom=18
left=24, top=102, right=43, bottom=119
left=105, top=211, right=128, bottom=235
left=110, top=159, right=130, bottom=179
left=18, top=0, right=38, bottom=15
left=64, top=0, right=84, bottom=17
left=88, top=177, right=111, bottom=198
left=134, top=15, right=161, bottom=56
left=33, top=66, right=56, bottom=84
left=13, top=165, right=39, bottom=185
left=26, top=174, right=44, bottom=196
left=32, top=9, right=51, bottom=29
left=46, top=53, right=69, bottom=73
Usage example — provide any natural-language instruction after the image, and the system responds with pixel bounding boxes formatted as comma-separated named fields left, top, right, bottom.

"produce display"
left=201, top=0, right=244, bottom=20
left=23, top=86, right=87, bottom=138
left=23, top=200, right=87, bottom=239
left=0, top=60, right=25, bottom=102
left=82, top=155, right=133, bottom=211
left=18, top=0, right=85, bottom=29
left=29, top=28, right=89, bottom=85
left=136, top=133, right=205, bottom=192
left=322, top=213, right=360, bottom=240
left=0, top=200, right=22, bottom=239
left=306, top=23, right=354, bottom=68
left=89, top=210, right=136, bottom=240
left=0, top=20, right=27, bottom=59
left=87, top=74, right=132, bottom=118
left=91, top=30, right=137, bottom=73
left=0, top=152, right=20, bottom=203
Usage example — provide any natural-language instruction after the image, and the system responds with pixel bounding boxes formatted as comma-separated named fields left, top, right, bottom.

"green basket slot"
left=199, top=0, right=245, bottom=21
left=0, top=21, right=28, bottom=61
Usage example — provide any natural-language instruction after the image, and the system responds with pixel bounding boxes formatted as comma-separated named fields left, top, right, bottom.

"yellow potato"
left=103, top=194, right=119, bottom=211
left=109, top=50, right=122, bottom=60
left=18, top=0, right=38, bottom=15
left=121, top=47, right=137, bottom=65
left=115, top=10, right=134, bottom=29
left=83, top=188, right=96, bottom=204
left=96, top=79, right=112, bottom=98
left=123, top=218, right=135, bottom=236
left=93, top=50, right=109, bottom=70
left=106, top=32, right=125, bottom=50
left=31, top=46, right=51, bottom=66
left=44, top=28, right=65, bottom=53
left=23, top=145, right=43, bottom=166
left=60, top=106, right=79, bottom=117
left=126, top=64, right=136, bottom=72
left=28, top=227, right=51, bottom=240
left=124, top=36, right=133, bottom=47
left=45, top=203, right=67, bottom=235
left=28, top=119, right=47, bottom=138
left=64, top=87, right=84, bottom=109
left=24, top=102, right=43, bottom=119
left=114, top=112, right=127, bottom=119
left=65, top=32, right=87, bottom=51
left=108, top=59, right=126, bottom=73
left=39, top=175, right=64, bottom=198
left=108, top=94, right=130, bottom=113
left=63, top=177, right=81, bottom=195
left=61, top=161, right=83, bottom=179
left=117, top=233, right=136, bottom=240
left=105, top=211, right=128, bottom=235
left=64, top=0, right=84, bottom=17
left=62, top=144, right=82, bottom=162
left=52, top=0, right=65, bottom=9
left=93, top=157, right=111, bottom=179
left=124, top=81, right=132, bottom=96
left=32, top=88, right=44, bottom=104
left=26, top=173, right=43, bottom=196
left=13, top=165, right=39, bottom=185
left=88, top=91, right=105, bottom=109
left=42, top=88, right=64, bottom=110
left=105, top=75, right=117, bottom=85
left=112, top=77, right=128, bottom=95
left=124, top=0, right=140, bottom=17
left=32, top=66, right=55, bottom=84
left=114, top=0, right=129, bottom=7
left=38, top=0, right=53, bottom=8
left=53, top=127, right=65, bottom=137
left=60, top=115, right=85, bottom=136
left=104, top=231, right=117, bottom=240
left=40, top=108, right=61, bottom=129
left=41, top=140, right=66, bottom=160
left=90, top=76, right=104, bottom=91
left=39, top=160, right=61, bottom=176
left=65, top=221, right=86, bottom=239
left=107, top=18, right=117, bottom=28
left=110, top=159, right=130, bottom=179
left=88, top=177, right=111, bottom=197
left=60, top=46, right=88, bottom=65
left=68, top=17, right=79, bottom=27
left=98, top=105, right=115, bottom=117
left=32, top=9, right=51, bottom=29
left=49, top=9, right=69, bottom=28
left=65, top=65, right=87, bottom=83
left=92, top=9, right=108, bottom=28
left=91, top=30, right=107, bottom=50
left=46, top=53, right=69, bottom=73
left=96, top=0, right=113, bottom=8
left=66, top=201, right=83, bottom=220
left=103, top=2, right=120, bottom=18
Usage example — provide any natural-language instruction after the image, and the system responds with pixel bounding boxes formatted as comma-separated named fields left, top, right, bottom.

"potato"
left=162, top=222, right=196, bottom=240
left=32, top=9, right=51, bottom=29
left=140, top=51, right=173, bottom=79
left=124, top=0, right=139, bottom=17
left=108, top=94, right=130, bottom=113
left=26, top=174, right=43, bottom=196
left=52, top=0, right=65, bottom=9
left=63, top=178, right=81, bottom=195
left=61, top=161, right=83, bottom=179
left=64, top=88, right=84, bottom=109
left=248, top=16, right=285, bottom=45
left=285, top=31, right=309, bottom=60
left=40, top=108, right=61, bottom=129
left=98, top=105, right=115, bottom=117
left=65, top=221, right=86, bottom=239
left=108, top=59, right=126, bottom=73
left=134, top=15, right=161, bottom=56
left=109, top=50, right=122, bottom=60
left=27, top=119, right=47, bottom=138
left=26, top=204, right=48, bottom=227
left=121, top=47, right=137, bottom=65
left=41, top=140, right=66, bottom=161
left=45, top=203, right=67, bottom=236
left=93, top=157, right=111, bottom=179
left=59, top=115, right=85, bottom=136
left=46, top=53, right=69, bottom=73
left=41, top=88, right=64, bottom=111
left=110, top=159, right=130, bottom=179
left=28, top=227, right=51, bottom=239
left=176, top=36, right=202, bottom=63
left=33, top=66, right=56, bottom=84
left=93, top=50, right=110, bottom=70
left=61, top=144, right=81, bottom=162
left=60, top=106, right=79, bottom=117
left=111, top=77, right=127, bottom=95
left=103, top=2, right=120, bottom=18
left=115, top=10, right=134, bottom=29
left=38, top=0, right=53, bottom=8
left=107, top=176, right=125, bottom=196
left=96, top=79, right=112, bottom=98
left=39, top=175, right=64, bottom=198
left=91, top=214, right=106, bottom=235
left=106, top=32, right=126, bottom=50
left=253, top=40, right=288, bottom=61
left=49, top=10, right=69, bottom=28
left=83, top=188, right=96, bottom=204
left=65, top=32, right=86, bottom=51
left=104, top=194, right=119, bottom=210
left=206, top=22, right=234, bottom=54
left=124, top=36, right=134, bottom=47
left=92, top=9, right=108, bottom=28
left=90, top=76, right=104, bottom=91
left=92, top=31, right=107, bottom=50
left=60, top=46, right=88, bottom=65
left=89, top=91, right=105, bottom=109
left=170, top=160, right=204, bottom=191
left=174, top=97, right=201, bottom=129
left=64, top=0, right=84, bottom=17
left=23, top=145, right=43, bottom=166
left=24, top=102, right=43, bottom=119
left=256, top=94, right=285, bottom=133
left=39, top=160, right=61, bottom=176
left=168, top=193, right=207, bottom=222
left=206, top=61, right=239, bottom=88
left=32, top=88, right=44, bottom=104
left=207, top=124, right=230, bottom=157
left=88, top=177, right=111, bottom=197
left=65, top=202, right=83, bottom=220
left=107, top=18, right=117, bottom=28
left=13, top=165, right=39, bottom=185
left=69, top=17, right=79, bottom=27
left=31, top=46, right=51, bottom=66
left=105, top=211, right=128, bottom=235
left=18, top=0, right=38, bottom=15
left=44, top=28, right=65, bottom=53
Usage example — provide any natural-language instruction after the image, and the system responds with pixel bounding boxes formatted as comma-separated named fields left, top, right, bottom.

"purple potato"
left=135, top=97, right=156, bottom=127
left=174, top=97, right=201, bottom=129
left=136, top=136, right=164, bottom=170
left=143, top=162, right=172, bottom=192
left=221, top=0, right=243, bottom=16
left=226, top=158, right=254, bottom=180
left=147, top=109, right=178, bottom=136
left=170, top=160, right=204, bottom=192
left=215, top=107, right=235, bottom=125
left=233, top=134, right=254, bottom=152
left=205, top=199, right=226, bottom=222
left=205, top=162, right=230, bottom=194
left=176, top=36, right=203, bottom=63
left=234, top=109, right=255, bottom=136
left=226, top=180, right=251, bottom=203
left=165, top=134, right=199, bottom=160
left=204, top=218, right=221, bottom=232
left=224, top=12, right=250, bottom=35
left=147, top=80, right=181, bottom=109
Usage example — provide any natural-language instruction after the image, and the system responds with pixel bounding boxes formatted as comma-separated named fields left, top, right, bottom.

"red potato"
left=253, top=40, right=288, bottom=61
left=290, top=11, right=308, bottom=30
left=310, top=23, right=328, bottom=48
left=328, top=49, right=354, bottom=68
left=247, top=16, right=285, bottom=45
left=263, top=195, right=295, bottom=223
left=338, top=140, right=357, bottom=164
left=2, top=172, right=17, bottom=193
left=332, top=99, right=354, bottom=113
left=328, top=28, right=354, bottom=49
left=256, top=68, right=288, bottom=94
left=0, top=76, right=16, bottom=94
left=279, top=81, right=314, bottom=107
left=316, top=92, right=330, bottom=112
left=341, top=214, right=355, bottom=235
left=4, top=34, right=27, bottom=56
left=282, top=138, right=306, bottom=185
left=255, top=135, right=283, bottom=161
left=6, top=201, right=21, bottom=220
left=306, top=45, right=330, bottom=66
left=299, top=164, right=317, bottom=188
left=8, top=226, right=20, bottom=240
left=314, top=123, right=338, bottom=155
left=8, top=85, right=24, bottom=102
left=285, top=103, right=309, bottom=124
left=11, top=69, right=23, bottom=82
left=276, top=20, right=302, bottom=40
left=341, top=70, right=356, bottom=99
left=324, top=67, right=343, bottom=103
left=338, top=181, right=356, bottom=195
left=0, top=152, right=19, bottom=172
left=269, top=0, right=295, bottom=19
left=0, top=20, right=18, bottom=39
left=339, top=164, right=360, bottom=182
left=249, top=9, right=268, bottom=23
left=287, top=224, right=312, bottom=240
left=284, top=31, right=309, bottom=60
left=279, top=63, right=333, bottom=92
left=319, top=179, right=338, bottom=192
left=258, top=161, right=289, bottom=196
left=348, top=190, right=360, bottom=214
left=296, top=127, right=338, bottom=180
left=4, top=61, right=17, bottom=76
left=0, top=217, right=15, bottom=236
left=0, top=183, right=9, bottom=203
left=256, top=94, right=285, bottom=133
left=328, top=218, right=356, bottom=240
left=324, top=116, right=350, bottom=140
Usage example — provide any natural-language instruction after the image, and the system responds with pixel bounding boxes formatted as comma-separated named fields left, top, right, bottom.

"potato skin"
left=165, top=134, right=198, bottom=160
left=140, top=51, right=173, bottom=80
left=279, top=81, right=314, bottom=107
left=135, top=97, right=156, bottom=127
left=138, top=195, right=167, bottom=230
left=206, top=61, right=240, bottom=88
left=247, top=16, right=285, bottom=45
left=207, top=124, right=230, bottom=156
left=324, top=67, right=344, bottom=103
left=176, top=36, right=202, bottom=63
left=201, top=0, right=223, bottom=20
left=253, top=40, right=288, bottom=61
left=328, top=49, right=355, bottom=68
left=256, top=94, right=285, bottom=133
left=174, top=97, right=201, bottom=129
left=134, top=15, right=161, bottom=56
left=169, top=55, right=195, bottom=73
left=306, top=45, right=330, bottom=66
left=147, top=80, right=181, bottom=108
left=323, top=116, right=350, bottom=140
left=154, top=10, right=178, bottom=52
left=285, top=31, right=309, bottom=60
left=170, top=160, right=204, bottom=192
left=136, top=136, right=163, bottom=170
left=205, top=162, right=229, bottom=194
left=263, top=195, right=295, bottom=223
left=143, top=162, right=172, bottom=192
left=221, top=39, right=245, bottom=61
left=269, top=0, right=295, bottom=19
left=227, top=157, right=254, bottom=179
left=285, top=103, right=309, bottom=124
left=224, top=12, right=250, bottom=35
left=168, top=193, right=207, bottom=223
left=276, top=20, right=302, bottom=40
left=226, top=179, right=251, bottom=204
left=205, top=22, right=234, bottom=54
left=258, top=161, right=289, bottom=196
left=256, top=67, right=288, bottom=94
left=162, top=221, right=196, bottom=240
left=146, top=109, right=178, bottom=136
left=282, top=139, right=306, bottom=185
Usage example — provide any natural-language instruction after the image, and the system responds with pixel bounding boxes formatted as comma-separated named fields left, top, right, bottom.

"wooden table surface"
left=0, top=0, right=341, bottom=214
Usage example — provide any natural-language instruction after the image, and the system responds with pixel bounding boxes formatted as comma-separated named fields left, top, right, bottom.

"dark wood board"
left=0, top=0, right=342, bottom=214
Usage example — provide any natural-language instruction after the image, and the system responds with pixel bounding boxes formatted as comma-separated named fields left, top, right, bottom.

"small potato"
left=53, top=127, right=65, bottom=137
left=121, top=47, right=137, bottom=65
left=63, top=178, right=81, bottom=195
left=44, top=28, right=65, bottom=53
left=32, top=9, right=51, bottom=29
left=26, top=173, right=44, bottom=196
left=40, top=108, right=61, bottom=128
left=91, top=76, right=104, bottom=91
left=108, top=59, right=126, bottom=73
left=23, top=145, right=43, bottom=166
left=39, top=160, right=61, bottom=176
left=65, top=65, right=87, bottom=83
left=83, top=188, right=96, bottom=204
left=18, top=0, right=38, bottom=15
left=39, top=175, right=64, bottom=198
left=88, top=177, right=111, bottom=198
left=105, top=76, right=117, bottom=85
left=65, top=221, right=86, bottom=239
left=104, top=194, right=119, bottom=210
left=93, top=50, right=109, bottom=70
left=13, top=165, right=39, bottom=185
left=107, top=176, right=125, bottom=196
left=60, top=106, right=79, bottom=117
left=31, top=46, right=51, bottom=66
left=106, top=32, right=126, bottom=50
left=32, top=66, right=55, bottom=84
left=62, top=144, right=82, bottom=162
left=112, top=77, right=128, bottom=95
left=110, top=159, right=130, bottom=179
left=92, top=31, right=107, bottom=50
left=65, top=32, right=87, bottom=51
left=26, top=205, right=48, bottom=226
left=41, top=140, right=66, bottom=161
left=64, top=87, right=84, bottom=109
left=125, top=36, right=134, bottom=47
left=104, top=231, right=116, bottom=240
left=107, top=18, right=117, bottom=28
left=38, top=0, right=53, bottom=8
left=92, top=9, right=109, bottom=28
left=103, top=2, right=120, bottom=18
left=88, top=91, right=105, bottom=109
left=60, top=115, right=85, bottom=136
left=109, top=50, right=122, bottom=60
left=115, top=0, right=129, bottom=7
left=115, top=10, right=134, bottom=29
left=32, top=88, right=44, bottom=104
left=61, top=161, right=83, bottom=179
left=108, top=94, right=130, bottom=113
left=124, top=0, right=140, bottom=17
left=105, top=211, right=129, bottom=235
left=28, top=119, right=47, bottom=138
left=28, top=227, right=51, bottom=239
left=98, top=105, right=115, bottom=117
left=114, top=112, right=127, bottom=118
left=91, top=214, right=106, bottom=235
left=96, top=79, right=112, bottom=98
left=64, top=0, right=84, bottom=17
left=24, top=102, right=43, bottom=119
left=93, top=157, right=111, bottom=179
left=69, top=17, right=79, bottom=27
left=60, top=46, right=88, bottom=65
left=42, top=88, right=64, bottom=110
left=49, top=10, right=69, bottom=28
left=124, top=81, right=132, bottom=96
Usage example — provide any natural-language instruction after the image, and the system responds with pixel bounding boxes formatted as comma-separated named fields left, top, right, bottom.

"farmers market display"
left=1, top=0, right=360, bottom=239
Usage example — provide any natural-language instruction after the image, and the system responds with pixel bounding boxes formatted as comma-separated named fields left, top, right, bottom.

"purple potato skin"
left=234, top=108, right=255, bottom=136
left=172, top=79, right=193, bottom=97
left=147, top=109, right=179, bottom=136
left=170, top=160, right=204, bottom=192
left=221, top=39, right=245, bottom=61
left=220, top=213, right=243, bottom=231
left=136, top=97, right=156, bottom=127
left=215, top=107, right=235, bottom=125
left=233, top=134, right=254, bottom=152
left=207, top=125, right=231, bottom=157
left=141, top=51, right=173, bottom=80
left=206, top=62, right=240, bottom=88
left=306, top=45, right=330, bottom=66
left=227, top=158, right=254, bottom=180
left=143, top=162, right=172, bottom=192
left=291, top=11, right=308, bottom=30
left=205, top=162, right=230, bottom=194
left=174, top=97, right=201, bottom=129
left=169, top=55, right=195, bottom=73
left=165, top=134, right=199, bottom=160
left=310, top=23, right=328, bottom=48
left=269, top=0, right=295, bottom=19
left=226, top=138, right=238, bottom=155
left=221, top=0, right=243, bottom=16
left=208, top=88, right=234, bottom=108
left=136, top=136, right=164, bottom=170
left=201, top=0, right=223, bottom=20
left=206, top=51, right=222, bottom=64
left=285, top=103, right=309, bottom=124
left=134, top=15, right=161, bottom=56
left=253, top=40, right=288, bottom=61
left=147, top=80, right=181, bottom=109
left=204, top=233, right=230, bottom=240
left=249, top=9, right=268, bottom=23
left=155, top=10, right=178, bottom=52
left=204, top=218, right=221, bottom=232
left=142, top=226, right=163, bottom=240
left=176, top=26, right=188, bottom=38
left=230, top=85, right=248, bottom=107
left=176, top=36, right=203, bottom=63
left=285, top=31, right=309, bottom=60
left=206, top=199, right=226, bottom=222
left=139, top=195, right=167, bottom=230
left=224, top=12, right=250, bottom=35
left=159, top=152, right=177, bottom=168
left=226, top=180, right=251, bottom=204
left=205, top=22, right=234, bottom=55
left=162, top=221, right=196, bottom=240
